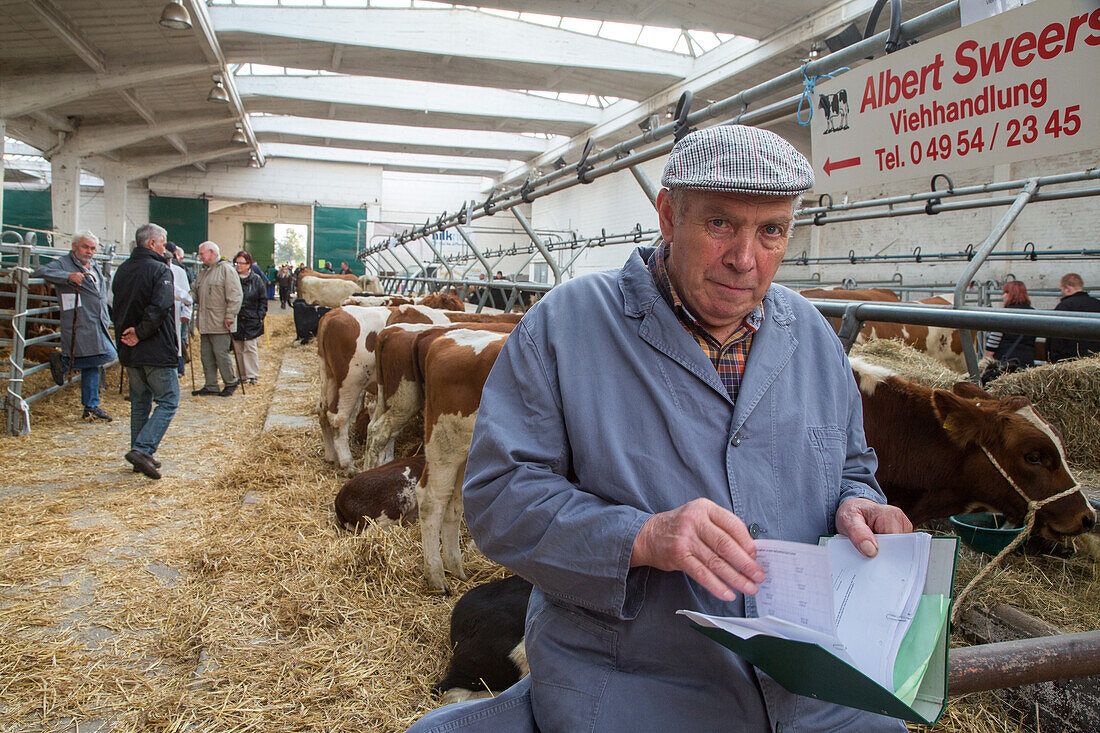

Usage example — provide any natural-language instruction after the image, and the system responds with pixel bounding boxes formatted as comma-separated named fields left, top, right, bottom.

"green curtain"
left=312, top=205, right=366, bottom=274
left=148, top=195, right=208, bottom=255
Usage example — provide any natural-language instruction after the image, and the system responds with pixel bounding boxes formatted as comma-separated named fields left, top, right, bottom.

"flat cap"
left=661, top=124, right=813, bottom=196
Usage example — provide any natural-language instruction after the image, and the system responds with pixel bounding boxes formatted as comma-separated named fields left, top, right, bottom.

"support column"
left=103, top=171, right=128, bottom=250
left=1, top=120, right=6, bottom=231
left=50, top=150, right=81, bottom=242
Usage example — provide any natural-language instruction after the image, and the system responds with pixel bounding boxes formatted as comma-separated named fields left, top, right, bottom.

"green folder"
left=689, top=536, right=958, bottom=725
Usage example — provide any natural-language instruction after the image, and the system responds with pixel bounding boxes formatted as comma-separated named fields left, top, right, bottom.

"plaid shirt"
left=647, top=242, right=762, bottom=400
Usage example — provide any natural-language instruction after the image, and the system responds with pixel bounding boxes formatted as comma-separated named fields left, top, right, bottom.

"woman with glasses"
left=231, top=251, right=268, bottom=385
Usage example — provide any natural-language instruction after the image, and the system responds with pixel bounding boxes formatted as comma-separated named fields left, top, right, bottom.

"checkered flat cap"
left=661, top=125, right=813, bottom=196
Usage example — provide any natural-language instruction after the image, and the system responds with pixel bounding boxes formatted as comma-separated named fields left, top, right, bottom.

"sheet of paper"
left=826, top=533, right=931, bottom=689
left=753, top=539, right=835, bottom=637
left=60, top=293, right=76, bottom=311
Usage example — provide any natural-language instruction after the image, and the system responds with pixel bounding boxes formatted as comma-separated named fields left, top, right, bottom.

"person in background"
left=231, top=250, right=267, bottom=385
left=493, top=270, right=505, bottom=280
left=170, top=243, right=195, bottom=285
left=164, top=242, right=194, bottom=379
left=338, top=261, right=353, bottom=275
left=319, top=261, right=335, bottom=274
left=982, top=280, right=1035, bottom=384
left=1047, top=273, right=1100, bottom=362
left=276, top=264, right=294, bottom=309
left=191, top=241, right=243, bottom=397
left=33, top=231, right=117, bottom=421
left=112, top=223, right=179, bottom=479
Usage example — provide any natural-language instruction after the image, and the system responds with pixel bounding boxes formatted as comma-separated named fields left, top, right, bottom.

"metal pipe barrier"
left=2, top=235, right=135, bottom=434
left=948, top=631, right=1100, bottom=696
left=358, top=2, right=960, bottom=259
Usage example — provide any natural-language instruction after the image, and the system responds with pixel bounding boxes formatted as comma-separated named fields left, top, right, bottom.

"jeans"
left=127, top=365, right=179, bottom=456
left=60, top=341, right=118, bottom=409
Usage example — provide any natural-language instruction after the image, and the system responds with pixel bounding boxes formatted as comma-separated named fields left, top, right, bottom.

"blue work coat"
left=461, top=247, right=905, bottom=732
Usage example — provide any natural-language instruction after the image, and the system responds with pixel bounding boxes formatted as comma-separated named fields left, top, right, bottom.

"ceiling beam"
left=25, top=0, right=107, bottom=73
left=29, top=110, right=75, bottom=134
left=187, top=0, right=264, bottom=167
left=63, top=115, right=236, bottom=156
left=249, top=116, right=550, bottom=160
left=262, top=143, right=509, bottom=178
left=0, top=64, right=213, bottom=119
left=212, top=7, right=689, bottom=98
left=165, top=134, right=189, bottom=155
left=118, top=89, right=157, bottom=125
left=126, top=146, right=248, bottom=180
left=237, top=76, right=599, bottom=135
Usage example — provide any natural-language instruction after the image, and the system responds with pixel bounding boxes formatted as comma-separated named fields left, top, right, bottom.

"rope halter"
left=951, top=444, right=1083, bottom=621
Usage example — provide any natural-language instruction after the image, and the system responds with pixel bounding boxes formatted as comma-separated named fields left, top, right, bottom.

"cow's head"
left=932, top=382, right=1095, bottom=540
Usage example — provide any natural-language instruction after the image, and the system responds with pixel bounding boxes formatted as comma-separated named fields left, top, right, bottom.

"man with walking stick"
left=33, top=231, right=116, bottom=422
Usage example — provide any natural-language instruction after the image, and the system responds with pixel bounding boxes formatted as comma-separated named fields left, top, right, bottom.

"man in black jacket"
left=112, top=223, right=179, bottom=479
left=1048, top=273, right=1100, bottom=362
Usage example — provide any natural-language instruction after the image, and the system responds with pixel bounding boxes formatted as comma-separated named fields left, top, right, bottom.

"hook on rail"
left=673, top=91, right=695, bottom=143
left=849, top=249, right=857, bottom=264
left=577, top=139, right=596, bottom=184
left=913, top=246, right=922, bottom=263
left=818, top=193, right=833, bottom=209
left=1023, top=241, right=1037, bottom=261
left=964, top=243, right=975, bottom=261
left=484, top=190, right=498, bottom=216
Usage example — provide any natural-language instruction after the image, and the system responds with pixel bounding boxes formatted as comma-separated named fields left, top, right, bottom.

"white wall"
left=149, top=158, right=384, bottom=208
left=76, top=181, right=149, bottom=250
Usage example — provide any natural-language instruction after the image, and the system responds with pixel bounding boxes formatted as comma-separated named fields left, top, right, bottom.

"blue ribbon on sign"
left=797, top=64, right=851, bottom=126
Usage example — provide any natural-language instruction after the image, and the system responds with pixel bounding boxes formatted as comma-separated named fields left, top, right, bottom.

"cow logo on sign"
left=818, top=89, right=850, bottom=134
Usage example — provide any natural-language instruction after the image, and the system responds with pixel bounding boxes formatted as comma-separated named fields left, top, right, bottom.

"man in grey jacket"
left=410, top=126, right=913, bottom=732
left=33, top=231, right=117, bottom=421
left=190, top=241, right=243, bottom=396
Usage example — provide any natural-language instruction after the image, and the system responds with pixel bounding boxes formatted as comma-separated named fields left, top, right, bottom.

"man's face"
left=71, top=237, right=97, bottom=264
left=657, top=188, right=794, bottom=338
left=149, top=235, right=167, bottom=256
left=198, top=247, right=218, bottom=266
left=173, top=248, right=184, bottom=262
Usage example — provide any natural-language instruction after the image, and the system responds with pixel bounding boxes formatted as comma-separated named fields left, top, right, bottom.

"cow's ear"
left=1001, top=395, right=1031, bottom=411
left=932, top=389, right=989, bottom=447
left=952, top=381, right=992, bottom=400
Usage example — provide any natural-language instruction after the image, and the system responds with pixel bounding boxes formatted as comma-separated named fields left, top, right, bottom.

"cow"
left=298, top=275, right=362, bottom=308
left=435, top=575, right=532, bottom=704
left=417, top=328, right=510, bottom=592
left=362, top=320, right=517, bottom=471
left=801, top=288, right=972, bottom=372
left=418, top=291, right=465, bottom=311
left=341, top=292, right=463, bottom=311
left=292, top=298, right=331, bottom=344
left=357, top=274, right=383, bottom=293
left=851, top=357, right=1096, bottom=539
left=318, top=305, right=519, bottom=475
left=334, top=454, right=424, bottom=531
left=342, top=295, right=415, bottom=308
left=298, top=268, right=358, bottom=285
left=316, top=305, right=395, bottom=474
left=1, top=278, right=56, bottom=361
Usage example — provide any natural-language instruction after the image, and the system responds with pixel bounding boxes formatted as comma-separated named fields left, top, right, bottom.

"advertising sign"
left=811, top=0, right=1100, bottom=192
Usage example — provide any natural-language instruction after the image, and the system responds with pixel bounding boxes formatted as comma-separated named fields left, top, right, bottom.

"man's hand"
left=120, top=327, right=138, bottom=347
left=836, top=497, right=913, bottom=558
left=223, top=317, right=233, bottom=330
left=67, top=272, right=86, bottom=286
left=631, top=498, right=765, bottom=602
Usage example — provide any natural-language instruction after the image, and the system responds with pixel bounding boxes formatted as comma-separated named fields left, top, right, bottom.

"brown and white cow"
left=417, top=328, right=510, bottom=592
left=362, top=320, right=517, bottom=470
left=802, top=288, right=974, bottom=371
left=851, top=357, right=1095, bottom=538
left=334, top=454, right=425, bottom=531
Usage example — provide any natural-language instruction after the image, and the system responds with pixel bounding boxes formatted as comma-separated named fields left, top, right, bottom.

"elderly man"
left=1047, top=273, right=1100, bottom=362
left=33, top=231, right=117, bottom=421
left=190, top=241, right=243, bottom=396
left=112, top=224, right=179, bottom=479
left=408, top=126, right=912, bottom=733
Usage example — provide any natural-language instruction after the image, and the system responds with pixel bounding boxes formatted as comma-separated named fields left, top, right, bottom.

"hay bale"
left=985, top=356, right=1100, bottom=470
left=849, top=338, right=965, bottom=389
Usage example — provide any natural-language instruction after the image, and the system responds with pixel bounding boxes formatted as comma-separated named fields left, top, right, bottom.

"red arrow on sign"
left=823, top=156, right=860, bottom=176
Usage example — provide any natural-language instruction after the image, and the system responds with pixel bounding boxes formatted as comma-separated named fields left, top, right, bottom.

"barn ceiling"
left=0, top=0, right=956, bottom=188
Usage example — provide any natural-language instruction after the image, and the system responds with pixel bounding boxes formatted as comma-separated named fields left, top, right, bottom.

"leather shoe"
left=82, top=406, right=113, bottom=422
left=132, top=455, right=162, bottom=472
left=192, top=387, right=219, bottom=396
left=125, top=450, right=161, bottom=479
left=219, top=382, right=238, bottom=396
left=48, top=352, right=66, bottom=386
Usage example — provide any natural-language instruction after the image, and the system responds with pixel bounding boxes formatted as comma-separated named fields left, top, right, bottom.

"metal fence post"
left=953, top=178, right=1040, bottom=379
left=629, top=165, right=661, bottom=209
left=454, top=225, right=494, bottom=281
left=510, top=208, right=561, bottom=285
left=6, top=244, right=32, bottom=435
